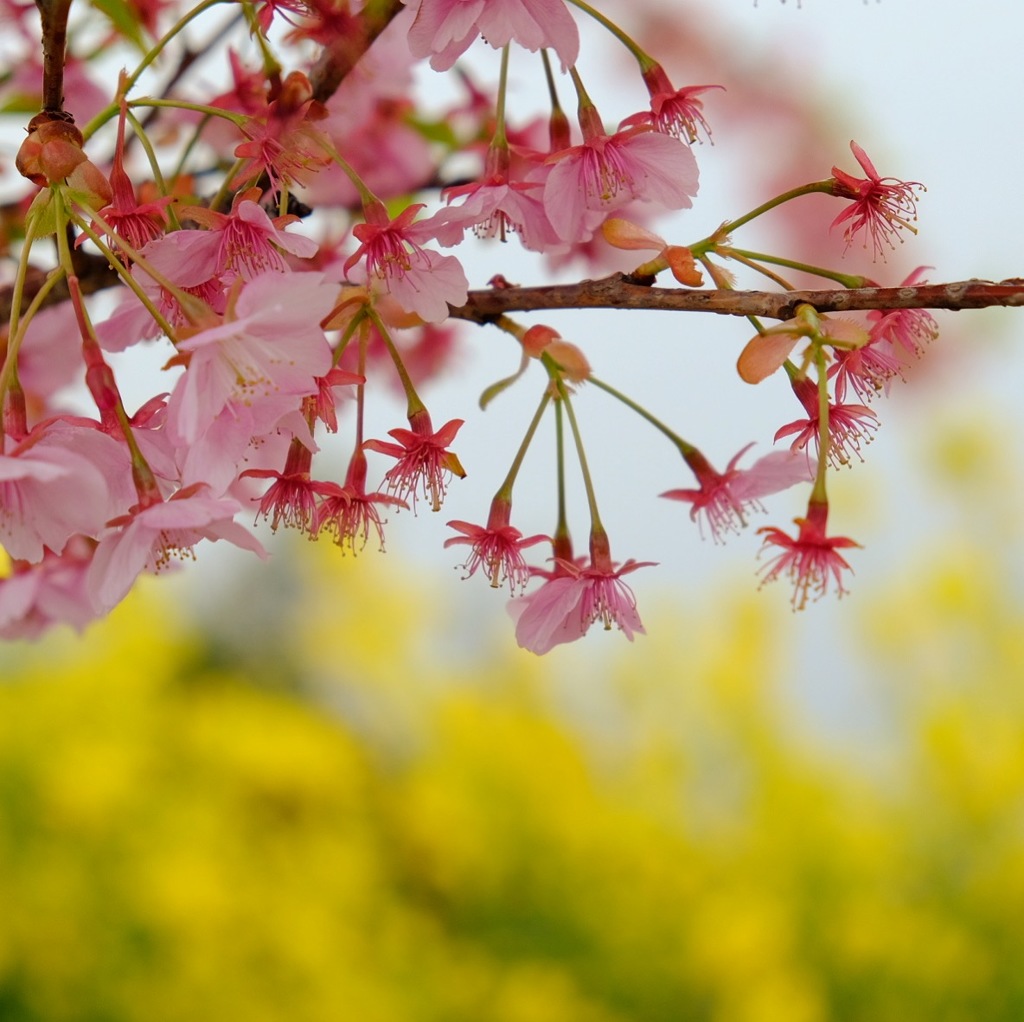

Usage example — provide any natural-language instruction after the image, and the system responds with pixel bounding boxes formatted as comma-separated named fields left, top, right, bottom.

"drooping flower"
left=830, top=140, right=925, bottom=258
left=446, top=498, right=549, bottom=592
left=314, top=451, right=407, bottom=553
left=867, top=266, right=940, bottom=358
left=543, top=124, right=699, bottom=242
left=510, top=534, right=655, bottom=654
left=625, top=63, right=722, bottom=144
left=661, top=443, right=814, bottom=542
left=179, top=189, right=319, bottom=280
left=0, top=419, right=132, bottom=562
left=344, top=201, right=468, bottom=322
left=165, top=270, right=336, bottom=445
left=406, top=0, right=579, bottom=72
left=774, top=375, right=878, bottom=468
left=0, top=537, right=97, bottom=640
left=242, top=438, right=321, bottom=535
left=87, top=484, right=267, bottom=615
left=432, top=176, right=561, bottom=252
left=231, top=72, right=331, bottom=190
left=364, top=409, right=466, bottom=512
left=758, top=499, right=859, bottom=610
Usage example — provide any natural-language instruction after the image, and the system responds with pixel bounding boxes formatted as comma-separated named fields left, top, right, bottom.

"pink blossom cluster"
left=0, top=0, right=941, bottom=649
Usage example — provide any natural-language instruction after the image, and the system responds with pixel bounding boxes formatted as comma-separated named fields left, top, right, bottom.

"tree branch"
left=449, top=275, right=1024, bottom=324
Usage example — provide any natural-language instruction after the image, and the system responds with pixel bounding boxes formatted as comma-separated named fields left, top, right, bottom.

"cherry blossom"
left=626, top=64, right=722, bottom=144
left=314, top=451, right=407, bottom=553
left=87, top=484, right=267, bottom=615
left=406, top=0, right=579, bottom=72
left=364, top=411, right=466, bottom=513
left=165, top=271, right=336, bottom=446
left=830, top=140, right=925, bottom=258
left=179, top=191, right=319, bottom=280
left=661, top=443, right=813, bottom=542
left=543, top=125, right=699, bottom=242
left=775, top=375, right=878, bottom=468
left=510, top=554, right=654, bottom=655
left=758, top=500, right=860, bottom=610
left=0, top=538, right=97, bottom=639
left=344, top=202, right=468, bottom=322
left=446, top=498, right=549, bottom=592
left=0, top=420, right=131, bottom=562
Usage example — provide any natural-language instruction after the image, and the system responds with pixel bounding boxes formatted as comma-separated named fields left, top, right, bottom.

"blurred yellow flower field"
left=1, top=418, right=1023, bottom=1021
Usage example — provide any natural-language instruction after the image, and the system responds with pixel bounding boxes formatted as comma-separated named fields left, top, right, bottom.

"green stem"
left=811, top=347, right=830, bottom=502
left=492, top=45, right=511, bottom=149
left=495, top=388, right=552, bottom=501
left=588, top=375, right=695, bottom=457
left=690, top=181, right=835, bottom=255
left=724, top=248, right=868, bottom=289
left=563, top=0, right=648, bottom=65
left=557, top=380, right=603, bottom=533
left=366, top=307, right=424, bottom=416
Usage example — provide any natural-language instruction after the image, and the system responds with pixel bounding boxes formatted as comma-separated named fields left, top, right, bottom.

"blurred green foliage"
left=1, top=417, right=1024, bottom=1022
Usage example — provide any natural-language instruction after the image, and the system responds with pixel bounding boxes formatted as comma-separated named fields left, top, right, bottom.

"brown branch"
left=309, top=0, right=405, bottom=105
left=35, top=0, right=73, bottom=117
left=449, top=275, right=1024, bottom=324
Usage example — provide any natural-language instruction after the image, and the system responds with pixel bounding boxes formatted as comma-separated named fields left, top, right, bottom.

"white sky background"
left=3, top=1, right=1023, bottom=710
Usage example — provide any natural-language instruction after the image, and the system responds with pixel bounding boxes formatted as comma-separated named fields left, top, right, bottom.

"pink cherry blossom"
left=775, top=375, right=878, bottom=469
left=345, top=202, right=468, bottom=322
left=758, top=500, right=860, bottom=610
left=543, top=126, right=699, bottom=242
left=625, top=64, right=722, bottom=144
left=180, top=191, right=319, bottom=280
left=830, top=140, right=925, bottom=258
left=510, top=553, right=654, bottom=655
left=87, top=484, right=267, bottom=615
left=0, top=420, right=131, bottom=562
left=867, top=267, right=940, bottom=359
left=364, top=411, right=465, bottom=513
left=0, top=537, right=97, bottom=639
left=314, top=451, right=407, bottom=552
left=432, top=177, right=561, bottom=252
left=165, top=270, right=336, bottom=445
left=446, top=498, right=549, bottom=592
left=661, top=443, right=814, bottom=543
left=406, top=0, right=579, bottom=72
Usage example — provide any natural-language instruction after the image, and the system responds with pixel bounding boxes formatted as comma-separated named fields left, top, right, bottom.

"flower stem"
left=690, top=181, right=835, bottom=255
left=495, top=388, right=552, bottom=502
left=589, top=375, right=695, bottom=457
left=557, top=381, right=604, bottom=534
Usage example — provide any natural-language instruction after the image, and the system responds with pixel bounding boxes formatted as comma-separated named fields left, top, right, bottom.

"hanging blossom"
left=510, top=538, right=655, bottom=655
left=758, top=499, right=859, bottom=610
left=364, top=410, right=466, bottom=513
left=179, top=190, right=319, bottom=280
left=623, top=63, right=722, bottom=144
left=230, top=71, right=331, bottom=190
left=314, top=451, right=408, bottom=553
left=0, top=420, right=133, bottom=562
left=775, top=375, right=878, bottom=469
left=405, top=0, right=579, bottom=72
left=87, top=484, right=267, bottom=615
left=0, top=538, right=97, bottom=640
left=446, top=497, right=550, bottom=592
left=661, top=443, right=814, bottom=543
left=344, top=201, right=468, bottom=323
left=830, top=140, right=925, bottom=258
left=542, top=122, right=700, bottom=242
left=165, top=270, right=337, bottom=447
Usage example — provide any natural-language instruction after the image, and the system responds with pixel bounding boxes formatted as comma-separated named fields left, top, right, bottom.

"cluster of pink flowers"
left=0, top=0, right=939, bottom=648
